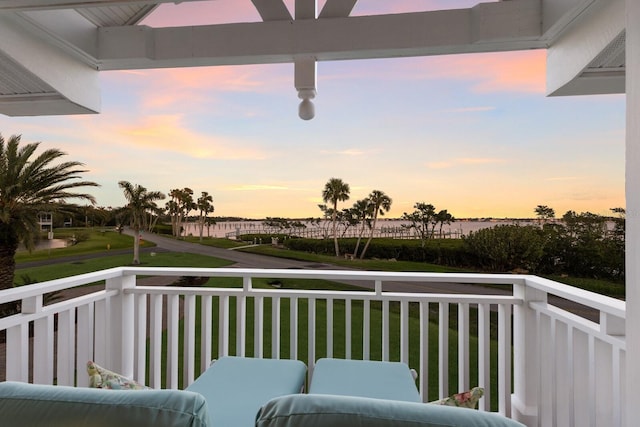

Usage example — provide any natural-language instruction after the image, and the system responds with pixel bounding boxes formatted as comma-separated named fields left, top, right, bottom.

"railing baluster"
left=345, top=299, right=352, bottom=359
left=382, top=299, right=389, bottom=361
left=271, top=297, right=280, bottom=359
left=149, top=294, right=162, bottom=388
left=588, top=335, right=596, bottom=427
left=166, top=294, right=179, bottom=389
left=33, top=315, right=54, bottom=385
left=419, top=301, right=429, bottom=402
left=236, top=294, right=246, bottom=357
left=134, top=294, right=146, bottom=385
left=458, top=302, right=470, bottom=392
left=6, top=323, right=28, bottom=382
left=438, top=302, right=449, bottom=398
left=326, top=298, right=333, bottom=358
left=184, top=294, right=196, bottom=386
left=498, top=303, right=512, bottom=417
left=363, top=299, right=370, bottom=360
left=254, top=296, right=264, bottom=358
left=400, top=300, right=409, bottom=364
left=77, top=304, right=94, bottom=387
left=201, top=295, right=213, bottom=372
left=57, top=309, right=75, bottom=386
left=94, top=299, right=108, bottom=367
left=308, top=298, right=316, bottom=376
left=290, top=297, right=298, bottom=360
left=219, top=295, right=229, bottom=357
left=478, top=303, right=491, bottom=411
left=567, top=326, right=575, bottom=427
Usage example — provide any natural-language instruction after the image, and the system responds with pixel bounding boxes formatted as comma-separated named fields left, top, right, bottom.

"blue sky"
left=0, top=1, right=626, bottom=219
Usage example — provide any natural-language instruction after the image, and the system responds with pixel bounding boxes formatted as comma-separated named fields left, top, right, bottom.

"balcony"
left=0, top=267, right=625, bottom=426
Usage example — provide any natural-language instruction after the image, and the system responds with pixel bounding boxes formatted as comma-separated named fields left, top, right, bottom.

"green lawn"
left=15, top=252, right=234, bottom=283
left=15, top=229, right=152, bottom=263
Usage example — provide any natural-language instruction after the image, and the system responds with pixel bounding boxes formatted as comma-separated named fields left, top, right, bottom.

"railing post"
left=512, top=280, right=547, bottom=426
left=105, top=273, right=136, bottom=378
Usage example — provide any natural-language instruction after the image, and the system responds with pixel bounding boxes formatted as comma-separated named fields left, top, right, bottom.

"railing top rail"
left=120, top=267, right=528, bottom=285
left=524, top=276, right=625, bottom=318
left=0, top=267, right=123, bottom=305
left=127, top=285, right=522, bottom=305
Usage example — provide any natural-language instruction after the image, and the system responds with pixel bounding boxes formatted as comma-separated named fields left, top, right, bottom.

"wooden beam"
left=96, top=0, right=544, bottom=70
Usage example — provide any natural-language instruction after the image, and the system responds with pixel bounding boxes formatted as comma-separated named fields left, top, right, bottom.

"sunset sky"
left=0, top=0, right=626, bottom=219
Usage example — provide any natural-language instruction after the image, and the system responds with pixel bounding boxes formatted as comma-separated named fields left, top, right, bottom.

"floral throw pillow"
left=429, top=386, right=484, bottom=409
left=87, top=361, right=149, bottom=390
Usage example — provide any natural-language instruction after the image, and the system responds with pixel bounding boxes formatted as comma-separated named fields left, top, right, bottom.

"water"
left=179, top=218, right=541, bottom=239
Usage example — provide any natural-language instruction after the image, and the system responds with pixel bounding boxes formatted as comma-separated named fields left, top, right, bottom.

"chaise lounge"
left=0, top=356, right=525, bottom=427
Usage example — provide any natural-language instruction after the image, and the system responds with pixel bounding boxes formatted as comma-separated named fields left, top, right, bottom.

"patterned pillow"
left=86, top=361, right=149, bottom=390
left=429, top=387, right=484, bottom=409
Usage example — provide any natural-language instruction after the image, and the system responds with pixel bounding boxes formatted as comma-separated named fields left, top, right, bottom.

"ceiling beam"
left=0, top=13, right=100, bottom=115
left=96, top=0, right=544, bottom=70
left=547, top=0, right=624, bottom=95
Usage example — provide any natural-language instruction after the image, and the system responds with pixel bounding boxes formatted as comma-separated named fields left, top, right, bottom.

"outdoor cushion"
left=0, top=381, right=209, bottom=427
left=309, top=358, right=421, bottom=402
left=185, top=356, right=307, bottom=427
left=256, top=393, right=526, bottom=427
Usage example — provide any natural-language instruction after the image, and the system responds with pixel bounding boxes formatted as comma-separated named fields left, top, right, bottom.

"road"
left=130, top=231, right=512, bottom=296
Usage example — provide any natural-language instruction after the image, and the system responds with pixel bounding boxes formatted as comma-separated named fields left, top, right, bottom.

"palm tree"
left=360, top=190, right=392, bottom=259
left=197, top=191, right=214, bottom=242
left=351, top=198, right=371, bottom=258
left=118, top=181, right=165, bottom=264
left=322, top=178, right=350, bottom=256
left=0, top=134, right=99, bottom=290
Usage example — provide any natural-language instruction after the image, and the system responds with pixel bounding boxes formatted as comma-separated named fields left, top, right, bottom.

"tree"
left=196, top=191, right=214, bottom=241
left=360, top=190, right=392, bottom=259
left=350, top=198, right=372, bottom=258
left=322, top=178, right=350, bottom=256
left=167, top=188, right=195, bottom=238
left=435, top=209, right=455, bottom=238
left=118, top=181, right=165, bottom=264
left=534, top=205, right=555, bottom=225
left=401, top=202, right=437, bottom=248
left=0, top=135, right=98, bottom=290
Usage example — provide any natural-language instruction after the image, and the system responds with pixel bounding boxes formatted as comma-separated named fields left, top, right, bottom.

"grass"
left=238, top=244, right=468, bottom=273
left=15, top=228, right=153, bottom=263
left=15, top=252, right=234, bottom=283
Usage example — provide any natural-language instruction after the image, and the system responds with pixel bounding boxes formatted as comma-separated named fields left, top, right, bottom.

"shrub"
left=462, top=225, right=544, bottom=273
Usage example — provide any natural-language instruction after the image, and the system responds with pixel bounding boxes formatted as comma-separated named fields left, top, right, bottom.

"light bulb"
left=298, top=98, right=315, bottom=120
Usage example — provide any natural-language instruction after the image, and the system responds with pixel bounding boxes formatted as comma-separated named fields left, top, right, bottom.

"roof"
left=0, top=0, right=626, bottom=117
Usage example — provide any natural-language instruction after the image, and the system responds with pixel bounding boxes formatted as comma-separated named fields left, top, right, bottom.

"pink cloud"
left=118, top=114, right=267, bottom=159
left=423, top=50, right=546, bottom=93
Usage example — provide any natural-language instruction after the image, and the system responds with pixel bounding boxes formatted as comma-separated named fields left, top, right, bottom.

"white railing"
left=0, top=268, right=626, bottom=427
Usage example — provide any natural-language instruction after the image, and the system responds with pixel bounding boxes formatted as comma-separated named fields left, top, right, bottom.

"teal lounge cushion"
left=186, top=356, right=307, bottom=427
left=309, top=358, right=421, bottom=402
left=0, top=381, right=209, bottom=427
left=256, top=394, right=526, bottom=427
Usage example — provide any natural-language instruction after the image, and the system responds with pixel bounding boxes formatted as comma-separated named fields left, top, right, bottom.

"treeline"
left=282, top=209, right=625, bottom=282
